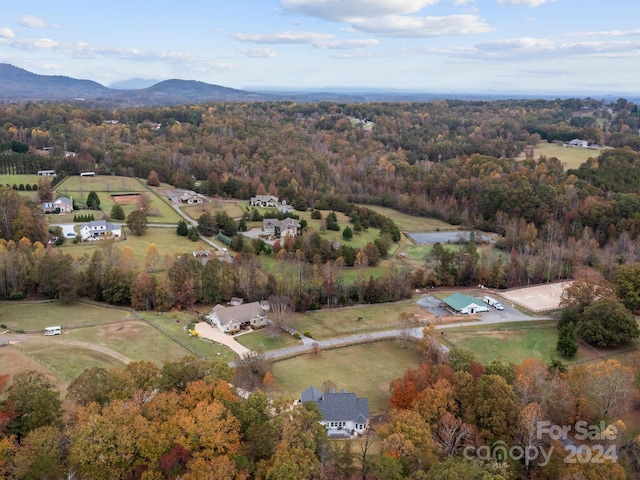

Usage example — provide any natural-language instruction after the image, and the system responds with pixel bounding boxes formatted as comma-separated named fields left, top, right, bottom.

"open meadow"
left=272, top=340, right=422, bottom=414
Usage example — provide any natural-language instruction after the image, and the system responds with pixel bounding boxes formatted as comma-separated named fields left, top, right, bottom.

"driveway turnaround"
left=194, top=322, right=251, bottom=357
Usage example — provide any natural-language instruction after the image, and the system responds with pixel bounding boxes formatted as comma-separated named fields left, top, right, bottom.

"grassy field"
left=181, top=199, right=246, bottom=221
left=272, top=341, right=422, bottom=414
left=55, top=226, right=214, bottom=269
left=0, top=301, right=136, bottom=332
left=54, top=175, right=182, bottom=223
left=291, top=300, right=427, bottom=340
left=441, top=320, right=599, bottom=366
left=137, top=311, right=237, bottom=363
left=14, top=320, right=195, bottom=381
left=517, top=142, right=604, bottom=170
left=358, top=205, right=459, bottom=232
left=0, top=174, right=42, bottom=187
left=235, top=329, right=301, bottom=352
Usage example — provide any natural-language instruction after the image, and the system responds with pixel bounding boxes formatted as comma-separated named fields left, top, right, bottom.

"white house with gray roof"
left=250, top=195, right=279, bottom=208
left=43, top=196, right=73, bottom=214
left=301, top=386, right=369, bottom=437
left=206, top=301, right=269, bottom=333
left=80, top=220, right=121, bottom=241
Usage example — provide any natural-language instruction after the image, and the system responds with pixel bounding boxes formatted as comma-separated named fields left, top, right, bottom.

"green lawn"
left=235, top=329, right=301, bottom=352
left=272, top=341, right=422, bottom=414
left=0, top=301, right=136, bottom=332
left=291, top=301, right=426, bottom=340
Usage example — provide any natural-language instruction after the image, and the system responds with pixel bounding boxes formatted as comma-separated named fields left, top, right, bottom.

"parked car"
left=494, top=303, right=504, bottom=311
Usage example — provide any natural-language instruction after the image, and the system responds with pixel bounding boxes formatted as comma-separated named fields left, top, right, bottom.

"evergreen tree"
left=557, top=323, right=578, bottom=358
left=110, top=204, right=125, bottom=221
left=176, top=220, right=189, bottom=236
left=86, top=191, right=101, bottom=210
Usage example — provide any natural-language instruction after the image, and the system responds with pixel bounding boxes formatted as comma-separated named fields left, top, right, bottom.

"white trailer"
left=483, top=296, right=498, bottom=306
left=44, top=326, right=61, bottom=336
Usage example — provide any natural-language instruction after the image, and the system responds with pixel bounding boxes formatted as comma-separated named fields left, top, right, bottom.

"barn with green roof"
left=442, top=292, right=489, bottom=315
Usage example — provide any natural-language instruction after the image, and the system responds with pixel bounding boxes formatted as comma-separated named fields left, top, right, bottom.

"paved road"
left=258, top=311, right=554, bottom=362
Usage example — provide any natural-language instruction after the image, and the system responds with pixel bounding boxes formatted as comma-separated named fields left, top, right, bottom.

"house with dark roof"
left=301, top=386, right=369, bottom=437
left=263, top=218, right=301, bottom=237
left=206, top=301, right=269, bottom=333
left=442, top=292, right=488, bottom=315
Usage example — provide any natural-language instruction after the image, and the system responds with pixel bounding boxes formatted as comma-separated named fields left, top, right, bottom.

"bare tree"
left=234, top=352, right=274, bottom=391
left=268, top=294, right=293, bottom=330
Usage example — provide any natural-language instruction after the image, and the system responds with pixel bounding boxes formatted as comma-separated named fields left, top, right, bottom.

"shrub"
left=304, top=331, right=312, bottom=338
left=294, top=333, right=301, bottom=340
left=9, top=291, right=24, bottom=300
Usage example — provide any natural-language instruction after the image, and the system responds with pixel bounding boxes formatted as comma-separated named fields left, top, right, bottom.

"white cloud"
left=11, top=37, right=59, bottom=50
left=319, top=38, right=379, bottom=49
left=350, top=14, right=493, bottom=37
left=281, top=0, right=440, bottom=21
left=0, top=27, right=15, bottom=39
left=232, top=31, right=334, bottom=44
left=281, top=0, right=491, bottom=37
left=497, top=0, right=554, bottom=6
left=19, top=15, right=50, bottom=28
left=238, top=47, right=277, bottom=58
left=570, top=29, right=640, bottom=38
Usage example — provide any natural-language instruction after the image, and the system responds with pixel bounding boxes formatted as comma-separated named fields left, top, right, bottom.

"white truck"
left=483, top=296, right=504, bottom=310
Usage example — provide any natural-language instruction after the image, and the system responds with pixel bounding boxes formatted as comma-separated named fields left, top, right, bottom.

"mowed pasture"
left=272, top=341, right=422, bottom=414
left=56, top=226, right=214, bottom=271
left=6, top=303, right=237, bottom=385
left=0, top=301, right=136, bottom=332
left=517, top=141, right=604, bottom=170
left=291, top=300, right=428, bottom=340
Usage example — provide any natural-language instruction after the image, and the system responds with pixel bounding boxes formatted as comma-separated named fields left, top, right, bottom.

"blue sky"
left=0, top=0, right=638, bottom=95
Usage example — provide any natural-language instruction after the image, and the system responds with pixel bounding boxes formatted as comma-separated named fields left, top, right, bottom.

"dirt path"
left=56, top=340, right=133, bottom=364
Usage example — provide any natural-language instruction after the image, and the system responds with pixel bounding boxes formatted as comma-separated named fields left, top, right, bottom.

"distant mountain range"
left=0, top=64, right=637, bottom=106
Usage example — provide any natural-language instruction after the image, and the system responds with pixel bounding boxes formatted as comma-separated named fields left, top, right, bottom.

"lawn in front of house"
left=272, top=340, right=422, bottom=414
left=234, top=329, right=302, bottom=352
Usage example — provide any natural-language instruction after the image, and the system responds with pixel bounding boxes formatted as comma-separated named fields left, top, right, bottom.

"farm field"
left=291, top=300, right=427, bottom=340
left=54, top=175, right=182, bottom=223
left=272, top=340, right=422, bottom=414
left=518, top=141, right=604, bottom=169
left=0, top=346, right=70, bottom=394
